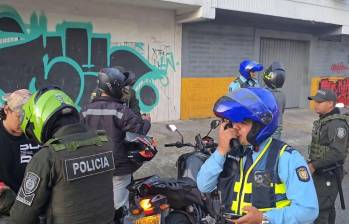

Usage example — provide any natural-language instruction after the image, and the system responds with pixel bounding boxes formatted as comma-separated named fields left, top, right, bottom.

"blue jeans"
left=112, top=174, right=132, bottom=210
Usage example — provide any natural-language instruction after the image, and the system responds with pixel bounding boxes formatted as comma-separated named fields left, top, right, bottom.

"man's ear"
left=3, top=105, right=10, bottom=115
left=329, top=101, right=336, bottom=108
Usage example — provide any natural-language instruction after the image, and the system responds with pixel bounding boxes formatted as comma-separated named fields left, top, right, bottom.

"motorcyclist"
left=82, top=67, right=150, bottom=223
left=228, top=59, right=263, bottom=92
left=262, top=61, right=286, bottom=139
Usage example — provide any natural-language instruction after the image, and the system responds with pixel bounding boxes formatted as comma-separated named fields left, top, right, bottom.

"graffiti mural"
left=330, top=62, right=349, bottom=74
left=319, top=77, right=349, bottom=105
left=0, top=5, right=172, bottom=112
left=113, top=41, right=145, bottom=56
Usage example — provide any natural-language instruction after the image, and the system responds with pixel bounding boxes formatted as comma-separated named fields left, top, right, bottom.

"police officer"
left=197, top=88, right=319, bottom=224
left=81, top=68, right=149, bottom=223
left=10, top=86, right=115, bottom=224
left=228, top=59, right=263, bottom=92
left=262, top=61, right=286, bottom=139
left=308, top=89, right=349, bottom=224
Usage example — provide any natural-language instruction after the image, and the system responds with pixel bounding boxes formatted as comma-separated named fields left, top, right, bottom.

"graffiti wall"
left=310, top=76, right=349, bottom=108
left=0, top=5, right=179, bottom=117
left=318, top=77, right=349, bottom=105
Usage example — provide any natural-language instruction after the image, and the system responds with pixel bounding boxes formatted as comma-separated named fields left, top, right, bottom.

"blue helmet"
left=213, top=87, right=279, bottom=145
left=239, top=60, right=263, bottom=80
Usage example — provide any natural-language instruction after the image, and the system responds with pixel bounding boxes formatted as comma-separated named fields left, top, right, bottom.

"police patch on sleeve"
left=336, top=127, right=347, bottom=139
left=64, top=151, right=115, bottom=181
left=296, top=166, right=310, bottom=182
left=16, top=172, right=40, bottom=206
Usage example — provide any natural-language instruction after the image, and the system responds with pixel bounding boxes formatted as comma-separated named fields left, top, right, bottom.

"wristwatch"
left=261, top=214, right=270, bottom=224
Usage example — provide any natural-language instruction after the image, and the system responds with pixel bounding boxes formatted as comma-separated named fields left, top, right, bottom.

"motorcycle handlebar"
left=205, top=143, right=218, bottom=149
left=164, top=142, right=194, bottom=148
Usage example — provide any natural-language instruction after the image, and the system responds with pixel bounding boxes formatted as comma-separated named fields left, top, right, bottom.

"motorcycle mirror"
left=205, top=119, right=220, bottom=137
left=166, top=124, right=177, bottom=132
left=210, top=120, right=220, bottom=129
left=166, top=124, right=184, bottom=143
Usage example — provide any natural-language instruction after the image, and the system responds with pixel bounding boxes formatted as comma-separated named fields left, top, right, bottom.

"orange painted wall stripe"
left=180, top=77, right=235, bottom=120
left=181, top=76, right=346, bottom=119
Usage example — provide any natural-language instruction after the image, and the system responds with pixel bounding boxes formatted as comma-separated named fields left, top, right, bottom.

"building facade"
left=1, top=0, right=348, bottom=120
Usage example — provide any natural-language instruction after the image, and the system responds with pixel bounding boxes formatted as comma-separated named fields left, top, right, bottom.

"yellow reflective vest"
left=218, top=138, right=291, bottom=215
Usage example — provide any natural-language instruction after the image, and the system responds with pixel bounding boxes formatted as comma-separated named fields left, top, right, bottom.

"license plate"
left=134, top=214, right=161, bottom=224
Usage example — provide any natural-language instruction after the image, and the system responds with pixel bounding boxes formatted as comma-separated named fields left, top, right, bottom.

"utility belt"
left=315, top=161, right=344, bottom=176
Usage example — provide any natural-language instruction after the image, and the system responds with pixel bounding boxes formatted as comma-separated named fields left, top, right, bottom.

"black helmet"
left=98, top=67, right=127, bottom=99
left=124, top=71, right=136, bottom=86
left=262, top=61, right=286, bottom=89
left=113, top=66, right=137, bottom=86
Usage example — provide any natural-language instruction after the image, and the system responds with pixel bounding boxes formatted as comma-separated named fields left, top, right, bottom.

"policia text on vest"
left=65, top=151, right=114, bottom=181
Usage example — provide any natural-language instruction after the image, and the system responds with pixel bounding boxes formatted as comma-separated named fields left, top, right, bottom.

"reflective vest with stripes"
left=218, top=138, right=291, bottom=215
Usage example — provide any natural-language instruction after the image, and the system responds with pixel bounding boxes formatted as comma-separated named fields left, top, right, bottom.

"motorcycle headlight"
left=140, top=198, right=153, bottom=211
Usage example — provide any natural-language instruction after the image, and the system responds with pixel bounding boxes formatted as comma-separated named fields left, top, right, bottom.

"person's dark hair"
left=0, top=103, right=7, bottom=120
left=0, top=108, right=6, bottom=120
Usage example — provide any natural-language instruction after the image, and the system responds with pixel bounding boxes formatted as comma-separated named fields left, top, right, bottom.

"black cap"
left=308, top=89, right=337, bottom=103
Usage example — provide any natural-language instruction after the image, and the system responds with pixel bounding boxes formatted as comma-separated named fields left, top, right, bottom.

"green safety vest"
left=309, top=114, right=349, bottom=161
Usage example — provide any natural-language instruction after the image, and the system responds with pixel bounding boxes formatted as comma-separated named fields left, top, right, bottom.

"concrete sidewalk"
left=135, top=108, right=348, bottom=223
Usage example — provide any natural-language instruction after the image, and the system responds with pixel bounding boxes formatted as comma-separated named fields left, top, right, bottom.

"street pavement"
left=135, top=108, right=349, bottom=223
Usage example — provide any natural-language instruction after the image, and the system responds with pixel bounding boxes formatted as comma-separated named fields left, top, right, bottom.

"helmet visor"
left=214, top=88, right=273, bottom=125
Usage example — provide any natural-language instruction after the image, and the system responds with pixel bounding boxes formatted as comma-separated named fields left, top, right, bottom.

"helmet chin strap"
left=247, top=122, right=264, bottom=148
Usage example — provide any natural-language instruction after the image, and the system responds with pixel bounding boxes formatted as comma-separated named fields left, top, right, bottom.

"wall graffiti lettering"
left=150, top=45, right=176, bottom=73
left=0, top=5, right=174, bottom=112
left=114, top=41, right=177, bottom=74
left=319, top=77, right=349, bottom=106
left=330, top=62, right=349, bottom=74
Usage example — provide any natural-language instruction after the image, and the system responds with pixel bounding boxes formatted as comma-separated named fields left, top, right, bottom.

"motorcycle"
left=163, top=120, right=227, bottom=224
left=125, top=120, right=237, bottom=224
left=164, top=121, right=245, bottom=224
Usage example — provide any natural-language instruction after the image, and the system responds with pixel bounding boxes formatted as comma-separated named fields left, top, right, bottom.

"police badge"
left=23, top=172, right=40, bottom=195
left=336, top=127, right=346, bottom=139
left=296, top=166, right=310, bottom=182
left=16, top=172, right=40, bottom=206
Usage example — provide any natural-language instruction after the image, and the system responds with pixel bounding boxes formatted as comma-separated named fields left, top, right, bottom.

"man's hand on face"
left=218, top=120, right=237, bottom=156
